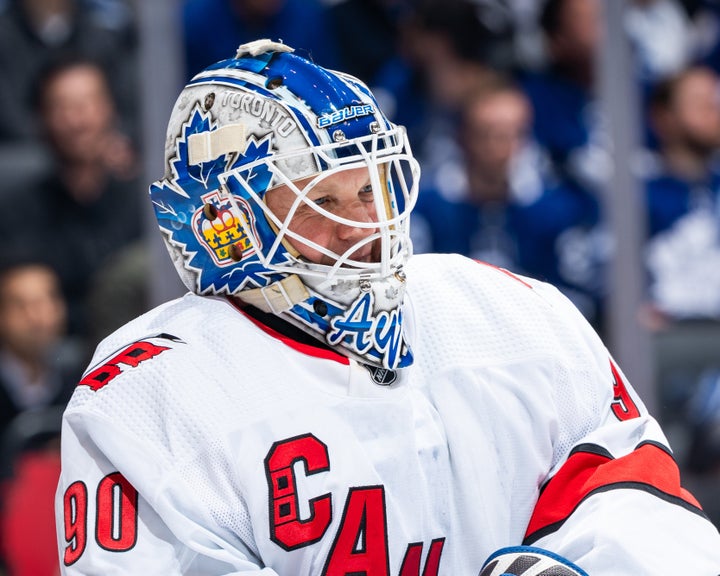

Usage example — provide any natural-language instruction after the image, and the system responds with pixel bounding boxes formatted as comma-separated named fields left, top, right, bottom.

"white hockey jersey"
left=55, top=254, right=720, bottom=575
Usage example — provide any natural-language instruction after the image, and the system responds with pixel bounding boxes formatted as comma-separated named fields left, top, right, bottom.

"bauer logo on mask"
left=317, top=104, right=375, bottom=129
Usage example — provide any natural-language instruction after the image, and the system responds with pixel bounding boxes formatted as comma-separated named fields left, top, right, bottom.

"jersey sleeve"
left=521, top=280, right=720, bottom=574
left=55, top=408, right=278, bottom=575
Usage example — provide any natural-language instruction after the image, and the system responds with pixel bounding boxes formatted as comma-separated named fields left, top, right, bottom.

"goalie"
left=54, top=40, right=720, bottom=575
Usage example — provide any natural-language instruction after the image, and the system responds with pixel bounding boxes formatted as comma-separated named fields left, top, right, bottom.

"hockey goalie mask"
left=150, top=39, right=420, bottom=369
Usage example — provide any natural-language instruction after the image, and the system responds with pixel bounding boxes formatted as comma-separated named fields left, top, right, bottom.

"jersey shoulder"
left=405, top=252, right=570, bottom=319
left=86, top=293, right=235, bottom=366
left=404, top=253, right=604, bottom=368
left=67, top=294, right=271, bottom=415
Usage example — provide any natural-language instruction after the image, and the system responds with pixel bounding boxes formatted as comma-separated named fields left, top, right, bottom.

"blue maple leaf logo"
left=151, top=105, right=281, bottom=294
left=229, top=135, right=273, bottom=194
left=171, top=108, right=228, bottom=193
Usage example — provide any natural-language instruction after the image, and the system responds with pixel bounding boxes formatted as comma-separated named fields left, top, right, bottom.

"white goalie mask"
left=150, top=40, right=420, bottom=369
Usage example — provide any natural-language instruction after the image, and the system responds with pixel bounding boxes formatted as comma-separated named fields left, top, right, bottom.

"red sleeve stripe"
left=524, top=441, right=706, bottom=544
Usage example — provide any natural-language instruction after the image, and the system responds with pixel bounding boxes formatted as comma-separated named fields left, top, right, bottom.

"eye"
left=312, top=196, right=329, bottom=207
left=359, top=184, right=373, bottom=200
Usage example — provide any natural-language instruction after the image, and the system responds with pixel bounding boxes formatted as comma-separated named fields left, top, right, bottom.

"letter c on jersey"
left=264, top=434, right=332, bottom=550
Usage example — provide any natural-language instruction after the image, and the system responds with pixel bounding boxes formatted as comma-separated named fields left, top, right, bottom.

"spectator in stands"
left=0, top=0, right=139, bottom=197
left=0, top=255, right=80, bottom=448
left=638, top=63, right=720, bottom=522
left=399, top=0, right=511, bottom=169
left=351, top=1, right=433, bottom=154
left=182, top=0, right=338, bottom=79
left=0, top=256, right=77, bottom=576
left=641, top=64, right=720, bottom=325
left=519, top=0, right=612, bottom=193
left=411, top=78, right=605, bottom=328
left=0, top=54, right=144, bottom=343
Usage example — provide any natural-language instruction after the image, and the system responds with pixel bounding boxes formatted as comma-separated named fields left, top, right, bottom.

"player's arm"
left=519, top=281, right=720, bottom=574
left=55, top=410, right=275, bottom=575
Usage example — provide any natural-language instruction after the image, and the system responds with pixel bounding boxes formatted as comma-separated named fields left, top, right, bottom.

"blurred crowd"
left=1, top=0, right=720, bottom=573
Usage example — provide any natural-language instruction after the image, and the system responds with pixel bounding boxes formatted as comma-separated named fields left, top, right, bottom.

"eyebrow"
left=305, top=179, right=371, bottom=196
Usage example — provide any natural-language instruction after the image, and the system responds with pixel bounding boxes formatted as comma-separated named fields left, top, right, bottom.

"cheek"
left=288, top=213, right=324, bottom=237
left=287, top=216, right=334, bottom=257
left=3, top=313, right=28, bottom=337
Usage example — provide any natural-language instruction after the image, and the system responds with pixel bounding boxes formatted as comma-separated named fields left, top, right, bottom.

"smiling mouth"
left=353, top=236, right=385, bottom=262
left=349, top=248, right=373, bottom=262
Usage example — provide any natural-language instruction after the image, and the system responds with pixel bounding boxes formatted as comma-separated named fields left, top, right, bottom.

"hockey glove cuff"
left=479, top=545, right=588, bottom=576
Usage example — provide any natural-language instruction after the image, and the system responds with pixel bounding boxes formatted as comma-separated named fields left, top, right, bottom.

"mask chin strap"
left=237, top=274, right=309, bottom=314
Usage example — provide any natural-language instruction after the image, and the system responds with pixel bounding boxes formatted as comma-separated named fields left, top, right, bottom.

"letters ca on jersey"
left=264, top=433, right=445, bottom=575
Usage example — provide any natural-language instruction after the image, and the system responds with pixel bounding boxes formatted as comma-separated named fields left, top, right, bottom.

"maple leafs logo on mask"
left=150, top=105, right=278, bottom=294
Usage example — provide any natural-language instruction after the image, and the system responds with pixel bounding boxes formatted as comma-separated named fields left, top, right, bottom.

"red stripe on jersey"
left=230, top=300, right=350, bottom=365
left=524, top=442, right=703, bottom=543
left=474, top=260, right=533, bottom=289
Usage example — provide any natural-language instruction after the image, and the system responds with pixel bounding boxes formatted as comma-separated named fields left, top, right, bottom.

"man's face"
left=0, top=265, right=66, bottom=362
left=41, top=64, right=115, bottom=162
left=264, top=167, right=381, bottom=266
left=462, top=89, right=531, bottom=176
left=673, top=68, right=720, bottom=152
